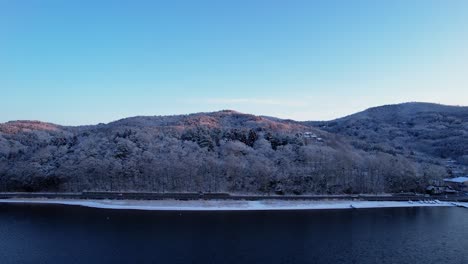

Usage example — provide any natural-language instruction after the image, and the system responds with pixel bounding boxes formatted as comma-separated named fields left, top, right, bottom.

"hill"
left=306, top=102, right=468, bottom=176
left=0, top=106, right=461, bottom=194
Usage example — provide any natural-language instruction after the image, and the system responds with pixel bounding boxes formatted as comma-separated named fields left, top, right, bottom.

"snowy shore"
left=0, top=198, right=461, bottom=211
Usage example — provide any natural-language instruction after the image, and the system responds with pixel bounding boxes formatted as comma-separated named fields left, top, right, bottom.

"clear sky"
left=1, top=0, right=467, bottom=125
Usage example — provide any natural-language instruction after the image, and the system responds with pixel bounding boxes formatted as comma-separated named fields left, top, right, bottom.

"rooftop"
left=444, top=177, right=468, bottom=183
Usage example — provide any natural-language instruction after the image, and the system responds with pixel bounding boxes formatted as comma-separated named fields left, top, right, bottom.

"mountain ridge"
left=0, top=102, right=466, bottom=194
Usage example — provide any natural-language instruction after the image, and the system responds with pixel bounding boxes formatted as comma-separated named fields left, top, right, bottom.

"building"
left=303, top=132, right=324, bottom=144
left=303, top=132, right=317, bottom=139
left=443, top=177, right=468, bottom=192
left=425, top=185, right=457, bottom=195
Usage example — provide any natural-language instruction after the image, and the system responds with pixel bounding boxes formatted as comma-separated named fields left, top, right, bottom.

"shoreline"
left=0, top=198, right=461, bottom=211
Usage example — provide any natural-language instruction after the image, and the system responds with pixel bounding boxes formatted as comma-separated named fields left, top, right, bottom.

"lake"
left=0, top=204, right=467, bottom=264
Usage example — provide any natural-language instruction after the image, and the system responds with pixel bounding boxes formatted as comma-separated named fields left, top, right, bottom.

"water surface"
left=0, top=204, right=467, bottom=264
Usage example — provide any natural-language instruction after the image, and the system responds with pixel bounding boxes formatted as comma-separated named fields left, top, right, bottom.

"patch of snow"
left=0, top=199, right=456, bottom=211
left=451, top=202, right=468, bottom=208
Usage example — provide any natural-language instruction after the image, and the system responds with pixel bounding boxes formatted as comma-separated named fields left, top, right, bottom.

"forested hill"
left=306, top=102, right=468, bottom=177
left=0, top=104, right=465, bottom=194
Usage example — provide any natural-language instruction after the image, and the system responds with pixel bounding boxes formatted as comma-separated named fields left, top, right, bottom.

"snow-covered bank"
left=0, top=199, right=458, bottom=211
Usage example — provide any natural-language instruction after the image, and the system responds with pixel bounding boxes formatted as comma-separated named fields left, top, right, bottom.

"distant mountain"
left=0, top=104, right=464, bottom=194
left=305, top=102, right=468, bottom=176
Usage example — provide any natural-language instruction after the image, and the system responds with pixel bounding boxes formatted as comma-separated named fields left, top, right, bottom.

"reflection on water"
left=0, top=204, right=467, bottom=264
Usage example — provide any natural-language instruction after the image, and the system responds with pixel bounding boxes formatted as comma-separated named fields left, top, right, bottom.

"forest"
left=1, top=103, right=466, bottom=195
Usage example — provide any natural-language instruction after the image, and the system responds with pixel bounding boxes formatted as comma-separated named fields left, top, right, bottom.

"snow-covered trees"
left=0, top=110, right=452, bottom=194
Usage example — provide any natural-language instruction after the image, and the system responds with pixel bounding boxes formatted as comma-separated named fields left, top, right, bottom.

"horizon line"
left=1, top=101, right=466, bottom=127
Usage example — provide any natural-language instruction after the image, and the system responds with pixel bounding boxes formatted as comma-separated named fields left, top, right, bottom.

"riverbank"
left=0, top=198, right=462, bottom=211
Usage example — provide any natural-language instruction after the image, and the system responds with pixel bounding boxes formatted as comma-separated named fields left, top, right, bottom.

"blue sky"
left=1, top=0, right=467, bottom=125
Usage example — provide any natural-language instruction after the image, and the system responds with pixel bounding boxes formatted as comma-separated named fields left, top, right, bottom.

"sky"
left=1, top=0, right=467, bottom=125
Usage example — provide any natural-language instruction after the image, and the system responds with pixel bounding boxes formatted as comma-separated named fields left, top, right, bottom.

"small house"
left=303, top=132, right=317, bottom=138
left=425, top=185, right=457, bottom=195
left=443, top=177, right=468, bottom=192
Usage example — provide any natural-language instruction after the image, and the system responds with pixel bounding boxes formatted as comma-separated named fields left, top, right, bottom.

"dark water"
left=0, top=204, right=467, bottom=264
